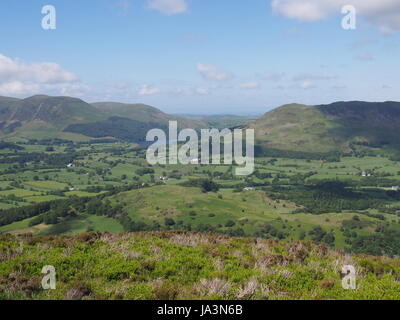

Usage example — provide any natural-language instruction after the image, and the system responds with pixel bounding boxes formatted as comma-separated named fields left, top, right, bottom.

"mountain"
left=0, top=95, right=106, bottom=140
left=3, top=96, right=399, bottom=149
left=91, top=102, right=207, bottom=129
left=0, top=95, right=205, bottom=141
left=64, top=102, right=207, bottom=141
left=251, top=101, right=400, bottom=153
left=92, top=102, right=172, bottom=123
left=0, top=96, right=20, bottom=108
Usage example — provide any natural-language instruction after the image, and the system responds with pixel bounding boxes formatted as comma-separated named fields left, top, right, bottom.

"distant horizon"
left=3, top=93, right=400, bottom=117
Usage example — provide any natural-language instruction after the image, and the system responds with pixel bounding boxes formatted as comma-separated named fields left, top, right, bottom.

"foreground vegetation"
left=1, top=231, right=399, bottom=300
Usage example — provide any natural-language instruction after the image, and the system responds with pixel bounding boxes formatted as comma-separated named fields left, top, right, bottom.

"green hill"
left=93, top=102, right=170, bottom=123
left=251, top=101, right=400, bottom=153
left=0, top=95, right=106, bottom=140
left=0, top=95, right=104, bottom=127
left=92, top=102, right=207, bottom=129
left=0, top=95, right=205, bottom=141
left=64, top=101, right=207, bottom=141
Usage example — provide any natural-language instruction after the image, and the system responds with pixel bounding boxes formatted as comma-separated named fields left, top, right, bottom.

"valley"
left=1, top=130, right=400, bottom=256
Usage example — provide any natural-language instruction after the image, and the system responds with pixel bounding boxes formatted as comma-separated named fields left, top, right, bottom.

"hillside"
left=251, top=101, right=400, bottom=153
left=1, top=231, right=399, bottom=300
left=0, top=95, right=107, bottom=140
left=0, top=95, right=104, bottom=127
left=93, top=102, right=169, bottom=123
left=0, top=95, right=204, bottom=141
left=3, top=96, right=399, bottom=148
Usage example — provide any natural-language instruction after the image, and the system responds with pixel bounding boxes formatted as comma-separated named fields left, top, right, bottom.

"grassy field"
left=2, top=182, right=398, bottom=253
left=1, top=140, right=400, bottom=255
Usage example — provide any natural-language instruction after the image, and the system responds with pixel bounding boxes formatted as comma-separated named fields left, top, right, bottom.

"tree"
left=200, top=179, right=219, bottom=193
left=225, top=220, right=236, bottom=228
left=164, top=218, right=176, bottom=227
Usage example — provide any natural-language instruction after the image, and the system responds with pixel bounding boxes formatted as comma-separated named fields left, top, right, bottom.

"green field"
left=0, top=140, right=400, bottom=257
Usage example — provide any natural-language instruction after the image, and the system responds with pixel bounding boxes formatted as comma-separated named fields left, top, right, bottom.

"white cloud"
left=0, top=81, right=39, bottom=96
left=0, top=54, right=77, bottom=84
left=147, top=0, right=187, bottom=15
left=138, top=84, right=160, bottom=95
left=299, top=81, right=316, bottom=89
left=0, top=53, right=86, bottom=96
left=59, top=82, right=90, bottom=97
left=0, top=81, right=88, bottom=97
left=197, top=63, right=233, bottom=81
left=170, top=87, right=209, bottom=96
left=240, top=82, right=260, bottom=89
left=170, top=87, right=191, bottom=95
left=113, top=81, right=130, bottom=90
left=271, top=0, right=400, bottom=34
left=195, top=88, right=209, bottom=95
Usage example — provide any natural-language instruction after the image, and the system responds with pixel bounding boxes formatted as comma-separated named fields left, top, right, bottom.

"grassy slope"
left=0, top=95, right=106, bottom=141
left=1, top=183, right=396, bottom=249
left=91, top=102, right=207, bottom=130
left=92, top=102, right=176, bottom=124
left=0, top=96, right=206, bottom=141
left=251, top=101, right=400, bottom=153
left=251, top=104, right=345, bottom=152
left=7, top=126, right=92, bottom=141
left=112, top=185, right=296, bottom=226
left=1, top=231, right=399, bottom=300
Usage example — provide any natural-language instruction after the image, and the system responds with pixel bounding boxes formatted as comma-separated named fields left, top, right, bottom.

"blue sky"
left=0, top=0, right=399, bottom=114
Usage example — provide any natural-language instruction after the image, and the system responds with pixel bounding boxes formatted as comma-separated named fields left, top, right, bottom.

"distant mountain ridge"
left=0, top=95, right=104, bottom=126
left=251, top=101, right=400, bottom=153
left=91, top=102, right=207, bottom=129
left=1, top=96, right=400, bottom=151
left=0, top=95, right=206, bottom=141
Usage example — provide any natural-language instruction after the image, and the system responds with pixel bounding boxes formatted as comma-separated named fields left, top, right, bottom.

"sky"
left=0, top=0, right=399, bottom=114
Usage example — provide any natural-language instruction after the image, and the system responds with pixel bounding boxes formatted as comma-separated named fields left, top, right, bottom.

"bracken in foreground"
left=0, top=231, right=399, bottom=300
